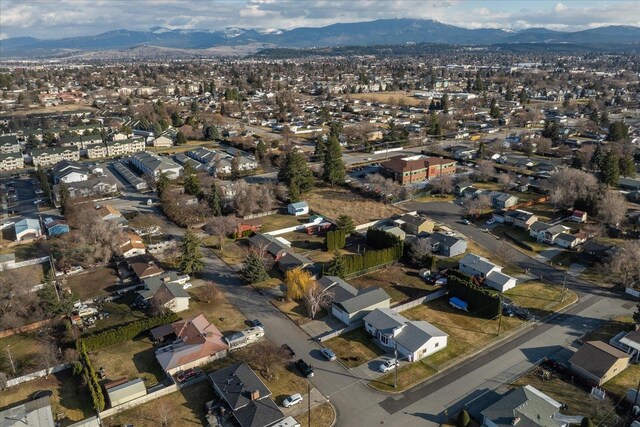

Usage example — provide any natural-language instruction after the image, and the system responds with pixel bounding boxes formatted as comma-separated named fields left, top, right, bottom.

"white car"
left=379, top=358, right=399, bottom=373
left=283, top=393, right=303, bottom=408
left=486, top=218, right=496, bottom=225
left=444, top=231, right=456, bottom=236
left=182, top=283, right=193, bottom=290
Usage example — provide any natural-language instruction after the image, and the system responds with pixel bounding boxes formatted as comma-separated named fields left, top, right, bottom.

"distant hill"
left=1, top=19, right=638, bottom=58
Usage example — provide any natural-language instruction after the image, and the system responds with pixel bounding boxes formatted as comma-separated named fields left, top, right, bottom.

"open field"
left=505, top=282, right=578, bottom=317
left=295, top=402, right=335, bottom=427
left=349, top=91, right=423, bottom=107
left=0, top=241, right=49, bottom=261
left=204, top=239, right=248, bottom=266
left=350, top=264, right=439, bottom=304
left=325, top=328, right=386, bottom=368
left=413, top=194, right=456, bottom=203
left=0, top=370, right=94, bottom=426
left=0, top=333, right=46, bottom=375
left=272, top=299, right=315, bottom=326
left=493, top=225, right=548, bottom=253
left=181, top=286, right=248, bottom=335
left=512, top=367, right=623, bottom=426
left=245, top=213, right=311, bottom=232
left=65, top=266, right=119, bottom=300
left=104, top=380, right=215, bottom=427
left=305, top=187, right=403, bottom=225
left=89, top=336, right=166, bottom=388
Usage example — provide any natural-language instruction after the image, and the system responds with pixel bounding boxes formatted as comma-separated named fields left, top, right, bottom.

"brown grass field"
left=305, top=187, right=403, bottom=225
left=349, top=91, right=423, bottom=107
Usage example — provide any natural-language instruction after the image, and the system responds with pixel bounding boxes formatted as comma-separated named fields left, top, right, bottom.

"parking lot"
left=2, top=176, right=40, bottom=218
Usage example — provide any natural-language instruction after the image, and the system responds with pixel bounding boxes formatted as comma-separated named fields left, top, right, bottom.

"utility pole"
left=307, top=382, right=311, bottom=427
left=393, top=342, right=398, bottom=389
left=6, top=346, right=16, bottom=374
left=497, top=313, right=502, bottom=336
left=561, top=271, right=567, bottom=303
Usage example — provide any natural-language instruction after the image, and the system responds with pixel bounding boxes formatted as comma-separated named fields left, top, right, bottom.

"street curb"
left=328, top=400, right=338, bottom=427
left=367, top=295, right=580, bottom=395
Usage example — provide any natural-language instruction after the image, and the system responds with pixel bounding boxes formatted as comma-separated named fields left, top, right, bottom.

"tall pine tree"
left=208, top=183, right=222, bottom=216
left=322, top=134, right=346, bottom=186
left=179, top=231, right=204, bottom=274
left=241, top=253, right=269, bottom=284
left=601, top=149, right=620, bottom=186
left=278, top=149, right=314, bottom=201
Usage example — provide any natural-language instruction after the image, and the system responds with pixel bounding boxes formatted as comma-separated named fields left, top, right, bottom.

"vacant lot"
left=525, top=203, right=561, bottom=222
left=280, top=230, right=326, bottom=253
left=513, top=368, right=622, bottom=426
left=350, top=265, right=438, bottom=304
left=204, top=239, right=248, bottom=266
left=89, top=336, right=166, bottom=388
left=349, top=91, right=423, bottom=107
left=273, top=299, right=315, bottom=326
left=582, top=315, right=634, bottom=343
left=306, top=187, right=403, bottom=225
left=0, top=241, right=49, bottom=261
left=325, top=328, right=386, bottom=368
left=493, top=226, right=548, bottom=253
left=245, top=213, right=310, bottom=233
left=0, top=370, right=93, bottom=426
left=104, top=380, right=214, bottom=427
left=505, top=282, right=577, bottom=318
left=65, top=266, right=119, bottom=300
left=180, top=286, right=248, bottom=335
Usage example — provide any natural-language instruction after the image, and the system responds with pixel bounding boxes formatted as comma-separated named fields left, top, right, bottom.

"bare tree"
left=608, top=241, right=640, bottom=287
left=497, top=173, right=512, bottom=192
left=536, top=138, right=553, bottom=155
left=251, top=342, right=282, bottom=380
left=203, top=215, right=239, bottom=249
left=463, top=194, right=492, bottom=218
left=409, top=237, right=432, bottom=267
left=196, top=282, right=223, bottom=304
left=304, top=283, right=335, bottom=319
left=494, top=240, right=515, bottom=267
left=0, top=269, right=42, bottom=330
left=475, top=160, right=495, bottom=182
left=38, top=338, right=60, bottom=378
left=431, top=175, right=454, bottom=196
left=542, top=167, right=598, bottom=209
left=597, top=191, right=627, bottom=226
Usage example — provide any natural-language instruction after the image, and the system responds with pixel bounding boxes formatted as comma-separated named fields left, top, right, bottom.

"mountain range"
left=1, top=19, right=639, bottom=58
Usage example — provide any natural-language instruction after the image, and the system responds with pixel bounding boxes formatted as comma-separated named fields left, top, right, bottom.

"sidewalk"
left=281, top=387, right=328, bottom=418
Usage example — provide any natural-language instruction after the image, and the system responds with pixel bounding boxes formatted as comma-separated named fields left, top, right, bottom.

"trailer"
left=449, top=297, right=468, bottom=312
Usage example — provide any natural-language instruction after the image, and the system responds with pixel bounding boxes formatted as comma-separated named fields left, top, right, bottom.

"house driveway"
left=568, top=263, right=588, bottom=276
left=299, top=315, right=346, bottom=340
left=537, top=248, right=565, bottom=260
left=281, top=387, right=328, bottom=418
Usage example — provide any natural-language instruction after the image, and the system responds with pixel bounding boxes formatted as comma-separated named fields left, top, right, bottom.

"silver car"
left=320, top=348, right=337, bottom=361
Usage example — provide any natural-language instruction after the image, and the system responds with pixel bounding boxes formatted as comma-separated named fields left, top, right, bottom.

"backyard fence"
left=0, top=316, right=64, bottom=339
left=317, top=320, right=363, bottom=342
left=242, top=210, right=279, bottom=220
left=5, top=363, right=71, bottom=388
left=391, top=288, right=447, bottom=312
left=0, top=256, right=50, bottom=271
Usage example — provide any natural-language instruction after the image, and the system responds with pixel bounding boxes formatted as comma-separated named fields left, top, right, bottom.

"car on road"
left=320, top=348, right=337, bottom=361
left=177, top=368, right=199, bottom=383
left=280, top=344, right=295, bottom=359
left=486, top=218, right=496, bottom=225
left=251, top=319, right=264, bottom=328
left=379, top=358, right=399, bottom=373
left=283, top=393, right=303, bottom=408
left=462, top=219, right=471, bottom=225
left=295, top=359, right=314, bottom=378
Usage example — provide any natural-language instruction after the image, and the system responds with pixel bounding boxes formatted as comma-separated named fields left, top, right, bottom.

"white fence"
left=6, top=363, right=71, bottom=388
left=242, top=210, right=279, bottom=220
left=373, top=147, right=403, bottom=155
left=0, top=256, right=50, bottom=271
left=391, top=288, right=447, bottom=313
left=265, top=220, right=331, bottom=237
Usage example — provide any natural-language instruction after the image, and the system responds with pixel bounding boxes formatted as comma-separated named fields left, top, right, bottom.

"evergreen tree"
left=589, top=108, right=600, bottom=124
left=156, top=172, right=169, bottom=196
left=600, top=111, right=609, bottom=124
left=231, top=157, right=240, bottom=181
left=441, top=93, right=450, bottom=114
left=580, top=418, right=595, bottom=427
left=571, top=153, right=584, bottom=170
left=179, top=231, right=204, bottom=274
left=619, top=155, right=637, bottom=178
left=171, top=111, right=184, bottom=127
left=336, top=215, right=355, bottom=235
left=327, top=252, right=346, bottom=278
left=601, top=149, right=620, bottom=186
left=505, top=85, right=513, bottom=101
left=183, top=173, right=201, bottom=196
left=473, top=75, right=484, bottom=92
left=256, top=140, right=267, bottom=163
left=241, top=253, right=269, bottom=284
left=607, top=121, right=629, bottom=142
left=590, top=144, right=605, bottom=171
left=58, top=183, right=70, bottom=213
left=519, top=87, right=528, bottom=104
left=314, top=135, right=325, bottom=159
left=489, top=98, right=501, bottom=119
left=204, top=125, right=219, bottom=140
left=207, top=183, right=222, bottom=216
left=278, top=150, right=314, bottom=201
left=176, top=131, right=187, bottom=145
left=322, top=134, right=346, bottom=186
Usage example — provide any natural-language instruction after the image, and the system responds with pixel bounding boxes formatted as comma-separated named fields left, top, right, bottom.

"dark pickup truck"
left=295, top=359, right=314, bottom=378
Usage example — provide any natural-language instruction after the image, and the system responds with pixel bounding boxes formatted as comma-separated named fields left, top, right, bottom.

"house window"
left=435, top=342, right=439, bottom=348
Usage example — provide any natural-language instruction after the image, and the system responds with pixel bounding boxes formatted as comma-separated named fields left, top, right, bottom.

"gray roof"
left=569, top=341, right=630, bottom=379
left=106, top=378, right=146, bottom=405
left=530, top=221, right=551, bottom=232
left=277, top=251, right=312, bottom=271
left=363, top=308, right=406, bottom=334
left=430, top=232, right=464, bottom=248
left=0, top=396, right=55, bottom=427
left=481, top=385, right=563, bottom=427
left=0, top=134, right=18, bottom=146
left=0, top=152, right=22, bottom=161
left=209, top=362, right=284, bottom=427
left=248, top=233, right=288, bottom=257
left=318, top=276, right=358, bottom=302
left=486, top=271, right=516, bottom=287
left=556, top=233, right=577, bottom=243
left=459, top=253, right=497, bottom=275
left=544, top=225, right=569, bottom=235
left=31, top=145, right=79, bottom=156
left=394, top=321, right=447, bottom=352
left=334, top=286, right=390, bottom=315
left=138, top=272, right=190, bottom=300
left=130, top=151, right=182, bottom=174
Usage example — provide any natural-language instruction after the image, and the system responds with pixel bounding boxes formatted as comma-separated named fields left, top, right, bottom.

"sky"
left=0, top=0, right=638, bottom=40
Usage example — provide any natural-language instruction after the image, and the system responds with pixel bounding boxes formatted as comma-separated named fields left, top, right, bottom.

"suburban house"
left=52, top=160, right=90, bottom=184
left=529, top=221, right=552, bottom=241
left=277, top=251, right=313, bottom=273
left=363, top=308, right=448, bottom=362
left=105, top=378, right=147, bottom=407
left=381, top=154, right=456, bottom=184
left=209, top=362, right=284, bottom=427
left=570, top=210, right=588, bottom=223
left=14, top=218, right=42, bottom=241
left=105, top=137, right=146, bottom=157
left=610, top=330, right=640, bottom=363
left=393, top=213, right=435, bottom=235
left=52, top=176, right=118, bottom=204
left=0, top=134, right=20, bottom=153
left=96, top=204, right=123, bottom=222
left=287, top=201, right=309, bottom=216
left=501, top=209, right=538, bottom=230
left=43, top=218, right=69, bottom=237
left=31, top=146, right=80, bottom=167
left=569, top=341, right=630, bottom=386
left=459, top=253, right=517, bottom=292
left=0, top=396, right=55, bottom=427
left=151, top=314, right=228, bottom=374
left=480, top=385, right=567, bottom=427
left=540, top=225, right=570, bottom=245
left=119, top=231, right=146, bottom=258
left=486, top=191, right=519, bottom=209
left=428, top=232, right=468, bottom=257
left=318, top=276, right=391, bottom=326
left=129, top=259, right=164, bottom=281
left=129, top=151, right=183, bottom=179
left=379, top=224, right=406, bottom=241
left=137, top=272, right=191, bottom=313
left=248, top=233, right=289, bottom=258
left=555, top=232, right=586, bottom=249
left=577, top=240, right=613, bottom=266
left=0, top=152, right=25, bottom=171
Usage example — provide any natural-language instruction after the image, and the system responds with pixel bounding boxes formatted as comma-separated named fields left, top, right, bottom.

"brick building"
left=381, top=155, right=457, bottom=185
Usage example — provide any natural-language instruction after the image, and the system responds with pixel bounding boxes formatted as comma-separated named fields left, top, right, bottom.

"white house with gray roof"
left=481, top=385, right=566, bottom=427
left=459, top=253, right=517, bottom=292
left=363, top=308, right=448, bottom=362
left=129, top=151, right=183, bottom=179
left=318, top=276, right=390, bottom=326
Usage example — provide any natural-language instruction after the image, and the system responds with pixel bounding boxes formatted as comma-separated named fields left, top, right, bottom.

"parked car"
left=251, top=319, right=264, bottom=328
left=182, top=283, right=193, bottom=290
left=462, top=219, right=471, bottom=225
left=444, top=231, right=456, bottom=236
left=320, top=348, right=337, bottom=361
left=295, top=359, right=314, bottom=378
left=283, top=393, right=303, bottom=408
left=379, top=358, right=399, bottom=373
left=280, top=344, right=295, bottom=359
left=435, top=278, right=448, bottom=286
left=486, top=218, right=496, bottom=225
left=177, top=368, right=199, bottom=383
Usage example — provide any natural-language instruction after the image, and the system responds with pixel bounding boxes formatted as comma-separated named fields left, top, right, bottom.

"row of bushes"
left=341, top=244, right=403, bottom=276
left=366, top=227, right=403, bottom=249
left=79, top=313, right=179, bottom=352
left=76, top=341, right=105, bottom=412
left=325, top=229, right=346, bottom=251
left=448, top=274, right=502, bottom=319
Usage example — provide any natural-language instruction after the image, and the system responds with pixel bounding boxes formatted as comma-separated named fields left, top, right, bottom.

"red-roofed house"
left=151, top=314, right=228, bottom=374
left=570, top=210, right=587, bottom=223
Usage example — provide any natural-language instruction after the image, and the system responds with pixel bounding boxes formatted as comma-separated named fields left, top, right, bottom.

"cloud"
left=0, top=34, right=7, bottom=40
left=0, top=0, right=637, bottom=39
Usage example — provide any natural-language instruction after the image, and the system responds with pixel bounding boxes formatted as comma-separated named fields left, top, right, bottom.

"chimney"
left=250, top=390, right=260, bottom=401
left=512, top=417, right=520, bottom=425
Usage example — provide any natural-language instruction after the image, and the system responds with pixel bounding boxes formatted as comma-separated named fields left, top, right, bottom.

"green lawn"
left=280, top=230, right=326, bottom=253
left=0, top=241, right=49, bottom=261
left=325, top=328, right=386, bottom=368
left=349, top=265, right=438, bottom=305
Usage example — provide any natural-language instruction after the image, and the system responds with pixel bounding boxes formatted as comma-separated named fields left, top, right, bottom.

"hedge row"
left=448, top=274, right=502, bottom=319
left=77, top=341, right=105, bottom=412
left=341, top=244, right=403, bottom=276
left=325, top=229, right=346, bottom=251
left=79, top=313, right=179, bottom=352
left=366, top=227, right=402, bottom=249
